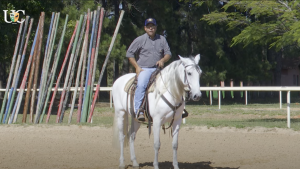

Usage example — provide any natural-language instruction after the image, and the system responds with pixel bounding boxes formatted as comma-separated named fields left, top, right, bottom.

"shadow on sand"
left=125, top=161, right=239, bottom=169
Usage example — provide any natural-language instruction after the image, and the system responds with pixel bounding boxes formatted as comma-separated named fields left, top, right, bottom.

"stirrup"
left=137, top=113, right=145, bottom=122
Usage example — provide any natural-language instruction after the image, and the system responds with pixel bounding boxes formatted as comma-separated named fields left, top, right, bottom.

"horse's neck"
left=156, top=63, right=185, bottom=103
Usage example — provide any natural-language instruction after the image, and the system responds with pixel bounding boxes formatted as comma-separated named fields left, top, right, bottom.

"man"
left=126, top=18, right=172, bottom=122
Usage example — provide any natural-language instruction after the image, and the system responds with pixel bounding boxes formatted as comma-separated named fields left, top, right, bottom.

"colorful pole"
left=81, top=10, right=97, bottom=123
left=59, top=15, right=85, bottom=123
left=3, top=16, right=31, bottom=123
left=77, top=11, right=90, bottom=123
left=55, top=21, right=79, bottom=123
left=88, top=7, right=105, bottom=118
left=88, top=10, right=125, bottom=122
left=87, top=9, right=100, bottom=117
left=9, top=18, right=34, bottom=123
left=68, top=14, right=88, bottom=123
left=35, top=12, right=55, bottom=119
left=40, top=14, right=69, bottom=123
left=0, top=20, right=24, bottom=122
left=31, top=13, right=44, bottom=123
left=36, top=13, right=61, bottom=122
left=22, top=19, right=42, bottom=123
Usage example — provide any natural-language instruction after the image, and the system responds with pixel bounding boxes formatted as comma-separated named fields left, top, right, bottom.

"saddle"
left=125, top=68, right=160, bottom=123
left=124, top=68, right=189, bottom=125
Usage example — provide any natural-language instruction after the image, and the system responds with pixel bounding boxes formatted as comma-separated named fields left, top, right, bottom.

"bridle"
left=158, top=61, right=201, bottom=129
left=159, top=62, right=201, bottom=100
left=182, top=63, right=202, bottom=96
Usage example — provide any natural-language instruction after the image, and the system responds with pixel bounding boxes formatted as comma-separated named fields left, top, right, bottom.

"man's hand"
left=136, top=67, right=143, bottom=77
left=156, top=60, right=164, bottom=68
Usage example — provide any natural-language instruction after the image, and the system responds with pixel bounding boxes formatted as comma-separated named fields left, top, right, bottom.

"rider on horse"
left=126, top=18, right=172, bottom=122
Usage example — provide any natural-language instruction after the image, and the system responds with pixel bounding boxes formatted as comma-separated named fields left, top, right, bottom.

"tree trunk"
left=274, top=49, right=282, bottom=86
left=0, top=63, right=6, bottom=99
left=122, top=58, right=129, bottom=75
left=113, top=60, right=119, bottom=81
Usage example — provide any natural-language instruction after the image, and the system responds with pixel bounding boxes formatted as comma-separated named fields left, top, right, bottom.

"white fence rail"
left=1, top=86, right=300, bottom=128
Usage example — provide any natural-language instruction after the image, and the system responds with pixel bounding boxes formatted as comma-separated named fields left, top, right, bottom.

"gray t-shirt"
left=126, top=33, right=172, bottom=68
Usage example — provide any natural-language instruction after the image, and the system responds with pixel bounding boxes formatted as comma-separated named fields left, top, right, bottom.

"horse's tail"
left=112, top=109, right=129, bottom=149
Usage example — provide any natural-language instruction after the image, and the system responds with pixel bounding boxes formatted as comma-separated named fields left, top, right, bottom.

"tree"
left=200, top=0, right=300, bottom=85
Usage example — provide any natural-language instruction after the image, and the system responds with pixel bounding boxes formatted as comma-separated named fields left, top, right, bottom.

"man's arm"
left=156, top=54, right=171, bottom=68
left=128, top=57, right=143, bottom=76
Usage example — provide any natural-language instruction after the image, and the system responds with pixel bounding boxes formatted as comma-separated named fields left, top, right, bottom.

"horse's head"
left=179, top=54, right=202, bottom=101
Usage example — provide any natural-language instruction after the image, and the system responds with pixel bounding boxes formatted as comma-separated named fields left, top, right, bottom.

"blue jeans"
left=135, top=67, right=156, bottom=114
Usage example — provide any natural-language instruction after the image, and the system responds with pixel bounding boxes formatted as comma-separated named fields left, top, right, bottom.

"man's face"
left=144, top=23, right=157, bottom=38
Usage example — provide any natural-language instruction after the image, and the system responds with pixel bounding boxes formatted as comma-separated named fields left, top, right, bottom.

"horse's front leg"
left=153, top=118, right=161, bottom=169
left=172, top=119, right=182, bottom=169
left=129, top=119, right=141, bottom=168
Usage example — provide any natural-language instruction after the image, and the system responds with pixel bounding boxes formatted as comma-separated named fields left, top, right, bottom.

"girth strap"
left=160, top=95, right=183, bottom=130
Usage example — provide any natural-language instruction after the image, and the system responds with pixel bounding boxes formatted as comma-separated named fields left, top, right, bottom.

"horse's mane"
left=154, top=60, right=185, bottom=102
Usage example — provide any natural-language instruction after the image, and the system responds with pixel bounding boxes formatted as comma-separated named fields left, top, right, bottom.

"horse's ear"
left=178, top=55, right=183, bottom=60
left=194, top=54, right=200, bottom=64
left=178, top=55, right=186, bottom=65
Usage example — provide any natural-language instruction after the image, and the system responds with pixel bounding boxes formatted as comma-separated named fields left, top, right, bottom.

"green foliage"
left=202, top=0, right=300, bottom=51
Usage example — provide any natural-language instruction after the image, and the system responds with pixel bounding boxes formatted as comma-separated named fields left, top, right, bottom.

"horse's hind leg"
left=117, top=110, right=126, bottom=169
left=172, top=119, right=182, bottom=169
left=129, top=118, right=141, bottom=168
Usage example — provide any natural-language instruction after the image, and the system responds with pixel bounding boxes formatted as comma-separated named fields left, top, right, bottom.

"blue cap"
left=145, top=18, right=156, bottom=26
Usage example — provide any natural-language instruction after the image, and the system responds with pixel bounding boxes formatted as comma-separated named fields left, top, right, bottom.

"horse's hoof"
left=119, top=165, right=126, bottom=169
left=132, top=164, right=139, bottom=169
left=174, top=166, right=179, bottom=169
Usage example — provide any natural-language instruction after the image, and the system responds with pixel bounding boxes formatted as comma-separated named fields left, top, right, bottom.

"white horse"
left=112, top=54, right=202, bottom=169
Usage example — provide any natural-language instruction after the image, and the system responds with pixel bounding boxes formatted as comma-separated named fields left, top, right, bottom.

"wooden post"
left=31, top=13, right=44, bottom=123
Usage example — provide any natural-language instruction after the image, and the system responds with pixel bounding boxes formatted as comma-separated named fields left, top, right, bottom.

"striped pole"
left=88, top=10, right=125, bottom=122
left=9, top=18, right=34, bottom=123
left=0, top=20, right=24, bottom=122
left=40, top=14, right=68, bottom=123
left=3, top=16, right=31, bottom=123
left=55, top=21, right=79, bottom=123
left=81, top=10, right=97, bottom=123
left=77, top=11, right=90, bottom=123
left=35, top=12, right=55, bottom=119
left=59, top=15, right=86, bottom=123
left=88, top=7, right=105, bottom=119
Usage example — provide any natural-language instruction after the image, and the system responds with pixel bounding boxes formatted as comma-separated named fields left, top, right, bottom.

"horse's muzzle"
left=191, top=92, right=201, bottom=101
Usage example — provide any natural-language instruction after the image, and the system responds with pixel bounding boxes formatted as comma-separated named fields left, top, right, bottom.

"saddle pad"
left=124, top=76, right=155, bottom=94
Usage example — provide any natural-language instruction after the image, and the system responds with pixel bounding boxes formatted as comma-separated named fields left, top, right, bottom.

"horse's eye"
left=188, top=72, right=191, bottom=75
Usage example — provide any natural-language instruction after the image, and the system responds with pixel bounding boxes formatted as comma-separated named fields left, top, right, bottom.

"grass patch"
left=4, top=100, right=300, bottom=130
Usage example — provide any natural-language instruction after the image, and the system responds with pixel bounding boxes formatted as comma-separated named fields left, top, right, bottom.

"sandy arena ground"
left=0, top=125, right=300, bottom=169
